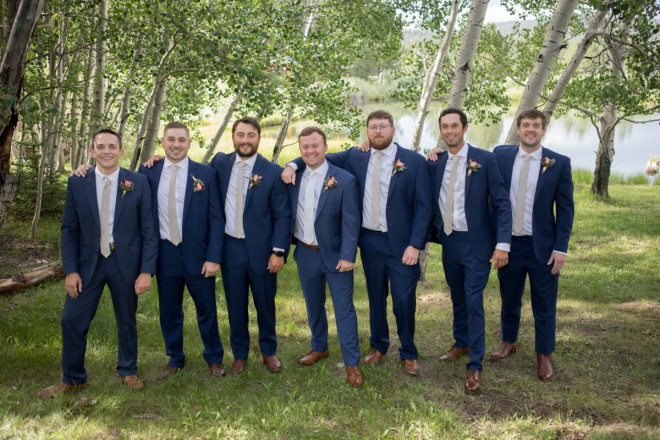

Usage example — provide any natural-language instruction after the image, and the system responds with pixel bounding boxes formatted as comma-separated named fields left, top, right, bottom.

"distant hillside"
left=403, top=20, right=537, bottom=46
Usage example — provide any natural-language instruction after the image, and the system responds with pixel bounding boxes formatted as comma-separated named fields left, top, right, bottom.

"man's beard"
left=368, top=134, right=394, bottom=150
left=235, top=142, right=257, bottom=158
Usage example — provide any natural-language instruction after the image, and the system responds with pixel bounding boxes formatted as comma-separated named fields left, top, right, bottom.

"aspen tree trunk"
left=54, top=14, right=67, bottom=173
left=29, top=138, right=48, bottom=237
left=91, top=0, right=107, bottom=133
left=202, top=90, right=242, bottom=164
left=271, top=105, right=294, bottom=163
left=139, top=78, right=167, bottom=164
left=76, top=43, right=95, bottom=168
left=117, top=43, right=142, bottom=138
left=45, top=50, right=58, bottom=178
left=69, top=72, right=80, bottom=169
left=504, top=0, right=578, bottom=144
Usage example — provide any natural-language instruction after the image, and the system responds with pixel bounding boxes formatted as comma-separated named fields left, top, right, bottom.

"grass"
left=0, top=179, right=659, bottom=439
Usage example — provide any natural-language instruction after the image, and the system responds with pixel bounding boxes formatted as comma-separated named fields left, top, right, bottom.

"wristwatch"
left=272, top=250, right=285, bottom=257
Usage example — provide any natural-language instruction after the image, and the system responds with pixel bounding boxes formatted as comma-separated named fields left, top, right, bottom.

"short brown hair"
left=366, top=110, right=394, bottom=127
left=298, top=126, right=327, bottom=145
left=92, top=128, right=122, bottom=149
left=516, top=109, right=547, bottom=128
left=163, top=121, right=190, bottom=137
left=232, top=116, right=261, bottom=135
left=439, top=107, right=468, bottom=127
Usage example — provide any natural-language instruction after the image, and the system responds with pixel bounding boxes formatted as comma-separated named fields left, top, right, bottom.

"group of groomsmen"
left=37, top=107, right=574, bottom=397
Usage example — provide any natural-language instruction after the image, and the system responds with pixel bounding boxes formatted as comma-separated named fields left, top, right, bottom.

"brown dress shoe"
left=403, top=359, right=419, bottom=376
left=298, top=350, right=329, bottom=366
left=155, top=366, right=181, bottom=382
left=263, top=355, right=282, bottom=372
left=465, top=370, right=481, bottom=392
left=537, top=353, right=554, bottom=381
left=208, top=363, right=226, bottom=378
left=346, top=366, right=364, bottom=387
left=362, top=349, right=386, bottom=366
left=121, top=375, right=144, bottom=391
left=490, top=341, right=517, bottom=361
left=231, top=359, right=247, bottom=376
left=439, top=346, right=469, bottom=362
left=37, top=382, right=87, bottom=398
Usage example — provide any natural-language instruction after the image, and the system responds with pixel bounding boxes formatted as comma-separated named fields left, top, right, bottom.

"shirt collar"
left=517, top=145, right=543, bottom=160
left=304, top=160, right=329, bottom=177
left=448, top=143, right=469, bottom=160
left=371, top=142, right=396, bottom=160
left=95, top=166, right=120, bottom=181
left=234, top=153, right=257, bottom=168
left=164, top=156, right=189, bottom=170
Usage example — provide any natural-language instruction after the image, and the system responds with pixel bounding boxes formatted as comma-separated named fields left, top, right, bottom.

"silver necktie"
left=235, top=161, right=246, bottom=238
left=444, top=155, right=460, bottom=236
left=513, top=154, right=532, bottom=235
left=100, top=177, right=112, bottom=257
left=371, top=151, right=382, bottom=230
left=168, top=164, right=181, bottom=245
left=303, top=170, right=316, bottom=244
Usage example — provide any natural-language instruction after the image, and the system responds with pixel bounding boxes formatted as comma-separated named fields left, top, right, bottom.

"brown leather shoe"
left=537, top=353, right=554, bottom=381
left=121, top=375, right=144, bottom=391
left=346, top=366, right=364, bottom=387
left=439, top=346, right=468, bottom=362
left=402, top=359, right=419, bottom=376
left=490, top=341, right=517, bottom=361
left=208, top=363, right=226, bottom=378
left=263, top=355, right=282, bottom=373
left=36, top=382, right=87, bottom=398
left=362, top=349, right=386, bottom=365
left=465, top=370, right=481, bottom=392
left=231, top=359, right=247, bottom=376
left=155, top=366, right=181, bottom=382
left=298, top=350, right=329, bottom=366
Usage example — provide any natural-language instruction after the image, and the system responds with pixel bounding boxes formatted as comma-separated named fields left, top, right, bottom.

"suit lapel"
left=86, top=168, right=100, bottom=228
left=501, top=146, right=517, bottom=191
left=220, top=153, right=235, bottom=202
left=291, top=169, right=303, bottom=215
left=182, top=160, right=195, bottom=222
left=387, top=144, right=401, bottom=201
left=245, top=154, right=262, bottom=209
left=114, top=168, right=127, bottom=224
left=315, top=166, right=333, bottom=220
left=534, top=147, right=548, bottom=203
left=151, top=160, right=164, bottom=218
left=356, top=149, right=370, bottom=199
left=464, top=145, right=473, bottom=198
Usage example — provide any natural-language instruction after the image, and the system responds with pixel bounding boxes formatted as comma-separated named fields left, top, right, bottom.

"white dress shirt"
left=225, top=154, right=257, bottom=238
left=510, top=146, right=541, bottom=237
left=362, top=143, right=396, bottom=232
left=95, top=166, right=119, bottom=243
left=294, top=160, right=328, bottom=245
left=157, top=157, right=189, bottom=242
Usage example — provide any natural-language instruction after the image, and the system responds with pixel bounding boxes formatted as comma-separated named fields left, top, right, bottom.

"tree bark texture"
left=202, top=90, right=242, bottom=164
left=91, top=0, right=107, bottom=133
left=139, top=77, right=167, bottom=164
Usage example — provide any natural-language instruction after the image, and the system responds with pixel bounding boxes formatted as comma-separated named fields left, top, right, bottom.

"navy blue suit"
left=428, top=145, right=511, bottom=371
left=60, top=168, right=158, bottom=385
left=289, top=163, right=361, bottom=366
left=293, top=144, right=432, bottom=360
left=210, top=152, right=290, bottom=360
left=139, top=159, right=225, bottom=368
left=493, top=145, right=574, bottom=354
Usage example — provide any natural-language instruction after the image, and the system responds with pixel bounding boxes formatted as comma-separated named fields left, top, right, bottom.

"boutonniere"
left=248, top=173, right=262, bottom=190
left=323, top=175, right=339, bottom=192
left=392, top=159, right=406, bottom=176
left=541, top=157, right=555, bottom=174
left=119, top=179, right=134, bottom=198
left=191, top=174, right=205, bottom=192
left=466, top=159, right=481, bottom=176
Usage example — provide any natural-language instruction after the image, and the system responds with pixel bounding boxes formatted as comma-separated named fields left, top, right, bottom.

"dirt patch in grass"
left=619, top=301, right=660, bottom=314
left=0, top=234, right=60, bottom=278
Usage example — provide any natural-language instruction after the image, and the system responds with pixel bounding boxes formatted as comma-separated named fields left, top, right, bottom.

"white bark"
left=202, top=91, right=242, bottom=164
left=139, top=78, right=168, bottom=163
left=91, top=0, right=107, bottom=132
left=117, top=42, right=142, bottom=138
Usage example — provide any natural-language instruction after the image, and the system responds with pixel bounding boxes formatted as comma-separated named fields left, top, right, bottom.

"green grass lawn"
left=1, top=182, right=658, bottom=439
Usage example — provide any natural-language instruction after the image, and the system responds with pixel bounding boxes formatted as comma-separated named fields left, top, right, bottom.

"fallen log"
left=0, top=262, right=64, bottom=294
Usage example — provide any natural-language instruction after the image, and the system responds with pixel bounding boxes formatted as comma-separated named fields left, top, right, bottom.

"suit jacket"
left=293, top=143, right=432, bottom=259
left=428, top=144, right=512, bottom=262
left=210, top=152, right=291, bottom=276
left=289, top=163, right=360, bottom=271
left=139, top=159, right=224, bottom=274
left=493, top=145, right=574, bottom=263
left=61, top=168, right=158, bottom=288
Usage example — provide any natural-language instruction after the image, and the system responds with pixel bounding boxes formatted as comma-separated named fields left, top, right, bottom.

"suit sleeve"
left=409, top=158, right=433, bottom=249
left=61, top=178, right=80, bottom=275
left=487, top=155, right=512, bottom=245
left=138, top=177, right=158, bottom=274
left=269, top=174, right=292, bottom=253
left=324, top=148, right=352, bottom=169
left=553, top=158, right=574, bottom=253
left=206, top=170, right=224, bottom=263
left=339, top=176, right=360, bottom=262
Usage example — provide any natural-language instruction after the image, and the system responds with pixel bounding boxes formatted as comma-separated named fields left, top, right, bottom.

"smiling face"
left=439, top=113, right=468, bottom=151
left=90, top=132, right=123, bottom=174
left=516, top=117, right=546, bottom=151
left=366, top=118, right=395, bottom=150
left=232, top=122, right=260, bottom=158
left=299, top=131, right=328, bottom=170
left=161, top=127, right=190, bottom=163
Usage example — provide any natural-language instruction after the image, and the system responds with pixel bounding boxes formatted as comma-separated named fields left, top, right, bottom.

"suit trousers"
left=156, top=240, right=224, bottom=368
left=221, top=235, right=277, bottom=360
left=497, top=235, right=558, bottom=354
left=359, top=228, right=419, bottom=360
left=441, top=231, right=490, bottom=372
left=60, top=251, right=138, bottom=385
left=294, top=244, right=360, bottom=366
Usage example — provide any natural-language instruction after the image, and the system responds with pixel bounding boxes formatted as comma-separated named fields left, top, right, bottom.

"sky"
left=484, top=0, right=533, bottom=23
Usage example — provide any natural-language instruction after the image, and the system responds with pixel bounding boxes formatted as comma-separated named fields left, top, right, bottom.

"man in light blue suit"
left=427, top=108, right=511, bottom=392
left=288, top=127, right=363, bottom=387
left=283, top=110, right=432, bottom=376
left=38, top=129, right=158, bottom=397
left=209, top=117, right=291, bottom=375
left=490, top=109, right=574, bottom=381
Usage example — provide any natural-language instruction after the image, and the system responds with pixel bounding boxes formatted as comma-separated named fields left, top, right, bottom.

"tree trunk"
left=139, top=77, right=167, bottom=164
left=91, top=0, right=107, bottom=133
left=411, top=0, right=459, bottom=153
left=54, top=13, right=67, bottom=173
left=271, top=105, right=294, bottom=163
left=504, top=0, right=578, bottom=144
left=117, top=42, right=141, bottom=138
left=69, top=72, right=80, bottom=169
left=29, top=134, right=48, bottom=237
left=77, top=42, right=95, bottom=168
left=0, top=0, right=45, bottom=231
left=202, top=90, right=242, bottom=164
left=0, top=263, right=64, bottom=294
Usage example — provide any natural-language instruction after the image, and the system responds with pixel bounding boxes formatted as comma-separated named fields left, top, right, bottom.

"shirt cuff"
left=552, top=250, right=567, bottom=255
left=272, top=247, right=285, bottom=253
left=287, top=162, right=298, bottom=171
left=495, top=243, right=510, bottom=252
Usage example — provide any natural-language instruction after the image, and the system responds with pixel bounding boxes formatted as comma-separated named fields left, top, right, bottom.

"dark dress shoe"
left=439, top=346, right=469, bottom=362
left=37, top=382, right=87, bottom=398
left=231, top=359, right=247, bottom=376
left=346, top=366, right=364, bottom=387
left=464, top=370, right=481, bottom=392
left=298, top=350, right=329, bottom=366
left=121, top=375, right=145, bottom=391
left=155, top=366, right=181, bottom=382
left=263, top=355, right=282, bottom=372
left=537, top=353, right=554, bottom=381
left=490, top=341, right=517, bottom=361
left=208, top=363, right=226, bottom=377
left=403, top=359, right=419, bottom=376
left=362, top=349, right=386, bottom=365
